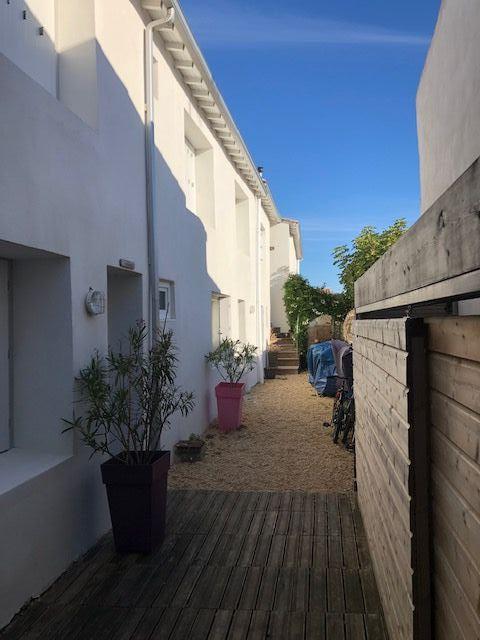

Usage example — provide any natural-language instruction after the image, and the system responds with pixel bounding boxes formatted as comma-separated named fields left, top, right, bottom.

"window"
left=235, top=183, right=250, bottom=255
left=211, top=294, right=230, bottom=347
left=159, top=280, right=175, bottom=320
left=184, top=113, right=215, bottom=227
left=238, top=300, right=246, bottom=343
left=185, top=138, right=197, bottom=213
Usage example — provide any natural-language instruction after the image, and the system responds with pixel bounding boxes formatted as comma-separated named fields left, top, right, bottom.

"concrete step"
left=277, top=357, right=299, bottom=366
left=277, top=366, right=299, bottom=375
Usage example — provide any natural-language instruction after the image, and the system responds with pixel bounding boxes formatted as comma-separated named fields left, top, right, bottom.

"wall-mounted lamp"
left=22, top=9, right=27, bottom=19
left=119, top=258, right=135, bottom=271
left=38, top=26, right=44, bottom=36
left=85, top=288, right=106, bottom=316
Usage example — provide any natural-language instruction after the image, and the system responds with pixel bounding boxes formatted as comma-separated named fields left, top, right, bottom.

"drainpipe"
left=144, top=8, right=175, bottom=344
left=255, top=196, right=264, bottom=384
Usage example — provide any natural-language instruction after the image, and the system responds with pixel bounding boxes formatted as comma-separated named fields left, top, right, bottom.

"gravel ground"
left=169, top=374, right=354, bottom=493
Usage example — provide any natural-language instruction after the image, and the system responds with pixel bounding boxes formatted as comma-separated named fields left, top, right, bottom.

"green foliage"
left=205, top=338, right=257, bottom=384
left=63, top=322, right=195, bottom=465
left=282, top=274, right=350, bottom=361
left=333, top=218, right=407, bottom=307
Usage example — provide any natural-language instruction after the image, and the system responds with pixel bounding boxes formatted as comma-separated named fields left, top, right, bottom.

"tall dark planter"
left=101, top=451, right=170, bottom=553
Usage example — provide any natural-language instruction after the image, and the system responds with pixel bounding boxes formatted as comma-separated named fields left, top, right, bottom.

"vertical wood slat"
left=426, top=317, right=480, bottom=640
left=353, top=318, right=431, bottom=640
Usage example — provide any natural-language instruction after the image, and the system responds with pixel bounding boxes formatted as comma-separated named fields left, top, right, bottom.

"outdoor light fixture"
left=119, top=258, right=135, bottom=270
left=85, top=288, right=106, bottom=316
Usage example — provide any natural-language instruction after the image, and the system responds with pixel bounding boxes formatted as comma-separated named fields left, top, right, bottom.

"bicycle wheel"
left=342, top=397, right=355, bottom=448
left=333, top=393, right=346, bottom=443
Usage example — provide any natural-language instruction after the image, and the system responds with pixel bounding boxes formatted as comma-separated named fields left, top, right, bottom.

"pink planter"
left=215, top=382, right=245, bottom=432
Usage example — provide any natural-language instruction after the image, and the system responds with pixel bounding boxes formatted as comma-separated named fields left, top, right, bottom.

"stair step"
left=277, top=358, right=299, bottom=366
left=277, top=366, right=298, bottom=375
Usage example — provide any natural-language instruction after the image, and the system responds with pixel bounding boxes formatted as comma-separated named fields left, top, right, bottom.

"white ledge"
left=0, top=448, right=70, bottom=497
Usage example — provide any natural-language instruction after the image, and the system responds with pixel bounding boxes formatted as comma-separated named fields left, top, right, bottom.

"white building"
left=417, top=0, right=480, bottom=212
left=270, top=218, right=302, bottom=333
left=0, top=0, right=300, bottom=627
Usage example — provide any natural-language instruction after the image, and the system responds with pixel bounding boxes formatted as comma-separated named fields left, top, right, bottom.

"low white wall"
left=417, top=0, right=480, bottom=212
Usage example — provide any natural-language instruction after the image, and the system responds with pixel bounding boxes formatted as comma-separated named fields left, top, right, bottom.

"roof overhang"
left=282, top=217, right=303, bottom=261
left=141, top=0, right=281, bottom=225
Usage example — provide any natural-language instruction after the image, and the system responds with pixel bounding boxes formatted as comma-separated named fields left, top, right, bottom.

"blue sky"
left=180, top=0, right=441, bottom=290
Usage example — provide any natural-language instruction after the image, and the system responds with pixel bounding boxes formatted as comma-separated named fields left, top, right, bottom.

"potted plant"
left=205, top=338, right=257, bottom=432
left=63, top=322, right=194, bottom=553
left=174, top=434, right=205, bottom=463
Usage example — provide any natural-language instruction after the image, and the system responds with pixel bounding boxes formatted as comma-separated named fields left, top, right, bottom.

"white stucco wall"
left=417, top=0, right=480, bottom=212
left=270, top=221, right=299, bottom=333
left=0, top=0, right=273, bottom=627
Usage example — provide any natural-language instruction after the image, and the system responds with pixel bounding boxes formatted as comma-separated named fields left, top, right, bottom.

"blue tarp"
left=307, top=341, right=338, bottom=396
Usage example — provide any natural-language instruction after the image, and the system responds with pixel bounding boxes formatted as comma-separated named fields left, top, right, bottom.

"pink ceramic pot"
left=215, top=382, right=245, bottom=432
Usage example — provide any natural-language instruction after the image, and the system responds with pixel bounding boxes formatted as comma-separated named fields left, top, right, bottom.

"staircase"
left=271, top=331, right=299, bottom=375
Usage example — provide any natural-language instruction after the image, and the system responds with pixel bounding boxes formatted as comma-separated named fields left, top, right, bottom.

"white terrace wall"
left=0, top=0, right=275, bottom=627
left=270, top=221, right=299, bottom=333
left=417, top=0, right=480, bottom=212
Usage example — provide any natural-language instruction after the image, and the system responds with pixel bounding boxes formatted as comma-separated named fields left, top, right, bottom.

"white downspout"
left=255, top=196, right=264, bottom=384
left=144, top=9, right=175, bottom=344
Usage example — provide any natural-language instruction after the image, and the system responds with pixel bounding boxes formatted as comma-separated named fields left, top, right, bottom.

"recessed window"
left=185, top=138, right=197, bottom=213
left=159, top=280, right=175, bottom=320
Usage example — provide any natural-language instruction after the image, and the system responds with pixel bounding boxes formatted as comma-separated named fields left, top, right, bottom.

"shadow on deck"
left=2, top=490, right=387, bottom=640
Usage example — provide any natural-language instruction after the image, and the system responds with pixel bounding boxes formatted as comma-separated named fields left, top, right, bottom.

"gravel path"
left=169, top=374, right=354, bottom=493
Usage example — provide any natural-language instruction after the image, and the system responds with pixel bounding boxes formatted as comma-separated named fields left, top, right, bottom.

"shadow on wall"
left=0, top=13, right=222, bottom=626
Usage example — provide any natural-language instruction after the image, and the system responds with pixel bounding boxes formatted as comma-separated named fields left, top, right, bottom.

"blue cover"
left=307, top=341, right=338, bottom=396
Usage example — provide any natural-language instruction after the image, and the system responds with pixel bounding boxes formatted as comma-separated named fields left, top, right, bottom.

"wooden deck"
left=2, top=490, right=387, bottom=640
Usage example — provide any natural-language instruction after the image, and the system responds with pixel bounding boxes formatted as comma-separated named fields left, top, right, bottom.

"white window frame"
left=185, top=138, right=197, bottom=213
left=159, top=280, right=175, bottom=320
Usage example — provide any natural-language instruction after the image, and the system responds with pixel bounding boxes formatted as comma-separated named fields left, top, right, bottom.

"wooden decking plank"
left=21, top=604, right=79, bottom=640
left=313, top=536, right=327, bottom=567
left=309, top=569, right=327, bottom=612
left=326, top=613, right=346, bottom=640
left=256, top=567, right=279, bottom=611
left=345, top=614, right=367, bottom=640
left=268, top=492, right=282, bottom=511
left=220, top=567, right=248, bottom=610
left=209, top=535, right=242, bottom=567
left=284, top=535, right=300, bottom=568
left=254, top=492, right=270, bottom=511
left=364, top=614, right=386, bottom=640
left=190, top=566, right=232, bottom=609
left=342, top=535, right=360, bottom=569
left=298, top=536, right=313, bottom=568
left=291, top=568, right=309, bottom=612
left=355, top=535, right=371, bottom=569
left=237, top=567, right=263, bottom=610
left=208, top=610, right=234, bottom=640
left=103, top=565, right=156, bottom=607
left=327, top=510, right=342, bottom=537
left=226, top=610, right=252, bottom=640
left=306, top=611, right=326, bottom=640
left=129, top=608, right=167, bottom=640
left=340, top=513, right=356, bottom=539
left=246, top=610, right=269, bottom=640
left=327, top=568, right=345, bottom=613
left=273, top=568, right=295, bottom=611
left=315, top=493, right=327, bottom=512
left=267, top=536, right=286, bottom=567
left=291, top=493, right=305, bottom=512
left=189, top=609, right=216, bottom=640
left=248, top=511, right=266, bottom=537
left=302, top=510, right=314, bottom=535
left=75, top=607, right=129, bottom=640
left=280, top=492, right=293, bottom=511
left=109, top=608, right=147, bottom=640
left=359, top=569, right=381, bottom=614
left=289, top=510, right=303, bottom=534
left=328, top=536, right=343, bottom=568
left=344, top=572, right=365, bottom=613
left=236, top=535, right=258, bottom=567
left=149, top=608, right=182, bottom=639
left=261, top=511, right=278, bottom=536
left=274, top=509, right=290, bottom=535
left=170, top=563, right=204, bottom=608
left=288, top=611, right=306, bottom=640
left=314, top=509, right=327, bottom=537
left=168, top=607, right=198, bottom=640
left=251, top=536, right=272, bottom=566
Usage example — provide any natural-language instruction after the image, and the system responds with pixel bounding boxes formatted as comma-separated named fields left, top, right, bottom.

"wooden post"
left=406, top=318, right=432, bottom=640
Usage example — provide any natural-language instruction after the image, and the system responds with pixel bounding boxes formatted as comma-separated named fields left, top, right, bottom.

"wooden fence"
left=353, top=318, right=430, bottom=640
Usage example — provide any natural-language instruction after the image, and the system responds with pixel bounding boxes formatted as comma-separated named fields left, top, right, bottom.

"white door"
left=0, top=260, right=10, bottom=451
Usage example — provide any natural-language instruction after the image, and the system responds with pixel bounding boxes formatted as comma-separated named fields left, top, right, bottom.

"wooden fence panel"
left=427, top=317, right=480, bottom=640
left=353, top=318, right=431, bottom=640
